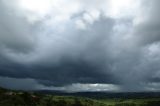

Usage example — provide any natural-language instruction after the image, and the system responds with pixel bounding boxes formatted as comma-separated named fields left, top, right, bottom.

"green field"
left=0, top=88, right=160, bottom=106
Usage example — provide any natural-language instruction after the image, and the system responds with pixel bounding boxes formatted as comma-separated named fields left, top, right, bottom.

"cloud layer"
left=0, top=0, right=160, bottom=92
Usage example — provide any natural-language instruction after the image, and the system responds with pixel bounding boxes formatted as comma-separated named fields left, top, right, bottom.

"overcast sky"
left=0, top=0, right=160, bottom=92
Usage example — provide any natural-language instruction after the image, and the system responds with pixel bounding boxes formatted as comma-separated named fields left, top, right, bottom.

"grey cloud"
left=0, top=76, right=44, bottom=90
left=0, top=14, right=118, bottom=86
left=1, top=0, right=160, bottom=92
left=134, top=0, right=160, bottom=45
left=0, top=1, right=36, bottom=53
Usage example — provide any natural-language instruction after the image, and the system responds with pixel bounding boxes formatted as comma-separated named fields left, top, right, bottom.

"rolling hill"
left=0, top=87, right=160, bottom=106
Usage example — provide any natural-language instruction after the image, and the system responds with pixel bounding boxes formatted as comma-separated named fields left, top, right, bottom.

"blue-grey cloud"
left=0, top=0, right=160, bottom=92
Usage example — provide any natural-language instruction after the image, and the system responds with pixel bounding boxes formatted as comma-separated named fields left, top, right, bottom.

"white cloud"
left=42, top=83, right=120, bottom=92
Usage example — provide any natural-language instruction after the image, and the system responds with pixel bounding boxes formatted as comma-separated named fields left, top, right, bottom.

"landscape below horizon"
left=1, top=87, right=160, bottom=106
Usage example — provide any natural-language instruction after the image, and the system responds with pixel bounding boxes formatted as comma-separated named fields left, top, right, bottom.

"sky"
left=0, top=0, right=160, bottom=92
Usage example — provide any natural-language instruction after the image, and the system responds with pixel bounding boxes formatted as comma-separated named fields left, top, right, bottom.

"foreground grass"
left=0, top=88, right=160, bottom=106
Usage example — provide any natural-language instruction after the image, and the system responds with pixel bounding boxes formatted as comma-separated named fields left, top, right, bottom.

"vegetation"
left=0, top=87, right=160, bottom=106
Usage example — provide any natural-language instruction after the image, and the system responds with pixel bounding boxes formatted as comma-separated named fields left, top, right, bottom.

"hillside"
left=0, top=87, right=160, bottom=106
left=0, top=87, right=105, bottom=106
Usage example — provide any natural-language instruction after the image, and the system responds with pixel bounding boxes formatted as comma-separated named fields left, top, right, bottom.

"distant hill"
left=0, top=87, right=160, bottom=106
left=36, top=90, right=160, bottom=99
left=0, top=87, right=105, bottom=106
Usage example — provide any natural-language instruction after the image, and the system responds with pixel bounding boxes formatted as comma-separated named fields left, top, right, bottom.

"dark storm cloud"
left=0, top=77, right=44, bottom=90
left=0, top=10, right=118, bottom=86
left=1, top=0, right=160, bottom=91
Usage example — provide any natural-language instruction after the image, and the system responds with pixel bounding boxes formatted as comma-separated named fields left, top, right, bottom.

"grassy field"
left=99, top=98, right=160, bottom=106
left=0, top=87, right=160, bottom=106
